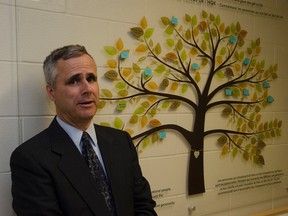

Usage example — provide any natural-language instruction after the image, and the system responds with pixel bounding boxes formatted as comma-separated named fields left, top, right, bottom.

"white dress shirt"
left=56, top=116, right=107, bottom=171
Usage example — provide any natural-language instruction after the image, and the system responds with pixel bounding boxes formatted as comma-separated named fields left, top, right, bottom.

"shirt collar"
left=56, top=117, right=97, bottom=152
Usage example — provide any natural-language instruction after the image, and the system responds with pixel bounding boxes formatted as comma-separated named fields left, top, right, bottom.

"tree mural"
left=99, top=11, right=282, bottom=195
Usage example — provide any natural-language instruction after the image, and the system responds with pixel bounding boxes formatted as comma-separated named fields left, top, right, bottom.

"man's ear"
left=46, top=84, right=55, bottom=101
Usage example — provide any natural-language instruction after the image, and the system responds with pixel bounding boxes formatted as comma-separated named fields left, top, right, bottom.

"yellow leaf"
left=219, top=23, right=225, bottom=32
left=135, top=44, right=148, bottom=52
left=193, top=27, right=199, bottom=37
left=234, top=63, right=241, bottom=71
left=107, top=59, right=117, bottom=68
left=170, top=82, right=178, bottom=91
left=141, top=116, right=148, bottom=128
left=216, top=56, right=223, bottom=64
left=147, top=95, right=157, bottom=103
left=195, top=71, right=201, bottom=82
left=190, top=47, right=198, bottom=56
left=129, top=114, right=138, bottom=124
left=147, top=81, right=158, bottom=90
left=221, top=146, right=229, bottom=156
left=116, top=38, right=124, bottom=51
left=140, top=16, right=148, bottom=29
left=151, top=133, right=158, bottom=143
left=124, top=128, right=134, bottom=136
left=122, top=67, right=131, bottom=77
left=149, top=119, right=161, bottom=127
left=133, top=63, right=141, bottom=73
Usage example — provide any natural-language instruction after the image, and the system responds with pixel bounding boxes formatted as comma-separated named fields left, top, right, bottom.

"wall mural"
left=99, top=10, right=282, bottom=195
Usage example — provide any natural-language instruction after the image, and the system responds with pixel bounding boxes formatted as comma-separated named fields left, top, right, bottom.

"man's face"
left=46, top=54, right=99, bottom=130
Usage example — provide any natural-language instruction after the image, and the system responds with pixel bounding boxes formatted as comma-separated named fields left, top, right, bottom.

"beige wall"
left=0, top=0, right=287, bottom=215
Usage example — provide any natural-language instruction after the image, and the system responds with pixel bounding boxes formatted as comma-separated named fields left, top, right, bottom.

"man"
left=10, top=45, right=157, bottom=216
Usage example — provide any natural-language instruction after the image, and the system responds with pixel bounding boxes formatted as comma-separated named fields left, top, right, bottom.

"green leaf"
left=181, top=83, right=188, bottom=93
left=215, top=15, right=221, bottom=25
left=101, top=89, right=113, bottom=98
left=161, top=100, right=170, bottom=109
left=144, top=28, right=154, bottom=39
left=116, top=100, right=127, bottom=111
left=114, top=117, right=124, bottom=129
left=115, top=81, right=126, bottom=89
left=97, top=100, right=106, bottom=109
left=166, top=38, right=175, bottom=47
left=216, top=71, right=225, bottom=79
left=220, top=47, right=226, bottom=55
left=132, top=63, right=141, bottom=73
left=232, top=148, right=238, bottom=158
left=129, top=114, right=138, bottom=124
left=165, top=25, right=174, bottom=35
left=104, top=46, right=117, bottom=56
left=180, top=50, right=187, bottom=61
left=192, top=15, right=197, bottom=26
left=217, top=135, right=227, bottom=145
left=155, top=64, right=166, bottom=74
left=117, top=89, right=129, bottom=97
left=155, top=43, right=162, bottom=55
left=161, top=16, right=170, bottom=25
left=202, top=10, right=208, bottom=18
left=185, top=14, right=191, bottom=22
left=134, top=106, right=146, bottom=115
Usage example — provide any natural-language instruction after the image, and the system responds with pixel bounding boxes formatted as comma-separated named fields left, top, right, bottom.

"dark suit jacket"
left=10, top=118, right=157, bottom=216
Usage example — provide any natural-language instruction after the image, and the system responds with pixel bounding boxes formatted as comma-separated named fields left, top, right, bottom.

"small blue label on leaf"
left=267, top=96, right=274, bottom=103
left=159, top=131, right=166, bottom=139
left=144, top=68, right=152, bottom=76
left=120, top=51, right=129, bottom=59
left=171, top=17, right=178, bottom=24
left=225, top=89, right=232, bottom=96
left=229, top=36, right=237, bottom=43
left=243, top=58, right=250, bottom=65
left=243, top=89, right=249, bottom=96
left=263, top=82, right=270, bottom=88
left=192, top=63, right=199, bottom=70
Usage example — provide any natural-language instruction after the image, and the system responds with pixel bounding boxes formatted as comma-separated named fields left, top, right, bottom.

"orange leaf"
left=116, top=38, right=124, bottom=51
left=147, top=95, right=157, bottom=103
left=165, top=52, right=177, bottom=61
left=140, top=16, right=148, bottom=29
left=170, top=82, right=178, bottom=91
left=141, top=116, right=148, bottom=128
left=135, top=44, right=148, bottom=52
left=122, top=67, right=131, bottom=77
left=199, top=21, right=207, bottom=31
left=107, top=59, right=117, bottom=68
left=149, top=119, right=161, bottom=127
left=147, top=81, right=158, bottom=90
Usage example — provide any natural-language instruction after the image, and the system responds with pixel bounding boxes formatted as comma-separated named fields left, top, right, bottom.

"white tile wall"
left=0, top=0, right=287, bottom=215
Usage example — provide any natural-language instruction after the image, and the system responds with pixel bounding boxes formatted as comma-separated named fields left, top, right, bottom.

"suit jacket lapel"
left=94, top=125, right=123, bottom=207
left=49, top=119, right=110, bottom=216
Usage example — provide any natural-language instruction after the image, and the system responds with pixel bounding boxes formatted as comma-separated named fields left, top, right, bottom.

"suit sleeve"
left=125, top=132, right=157, bottom=216
left=10, top=146, right=64, bottom=216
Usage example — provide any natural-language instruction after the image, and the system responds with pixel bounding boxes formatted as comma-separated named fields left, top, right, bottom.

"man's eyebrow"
left=65, top=73, right=81, bottom=84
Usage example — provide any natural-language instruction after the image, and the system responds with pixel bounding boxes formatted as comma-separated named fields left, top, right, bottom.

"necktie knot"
left=81, top=131, right=90, bottom=143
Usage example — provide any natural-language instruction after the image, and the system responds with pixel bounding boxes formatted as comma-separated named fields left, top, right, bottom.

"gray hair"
left=43, top=44, right=93, bottom=87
